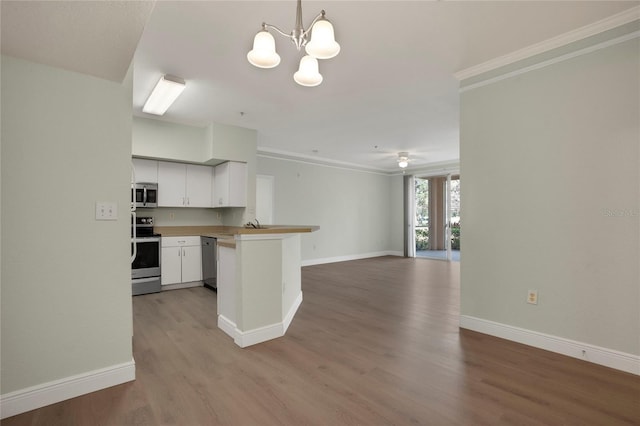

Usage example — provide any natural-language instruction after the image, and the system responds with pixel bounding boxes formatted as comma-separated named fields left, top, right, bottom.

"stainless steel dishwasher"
left=201, top=237, right=217, bottom=291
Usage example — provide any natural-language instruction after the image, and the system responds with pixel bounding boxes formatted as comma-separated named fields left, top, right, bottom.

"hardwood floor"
left=4, top=256, right=639, bottom=425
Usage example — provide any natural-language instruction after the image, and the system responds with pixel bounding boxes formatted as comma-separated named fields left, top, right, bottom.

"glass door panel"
left=414, top=174, right=460, bottom=261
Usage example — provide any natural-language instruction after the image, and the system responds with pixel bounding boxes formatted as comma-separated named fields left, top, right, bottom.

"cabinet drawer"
left=161, top=236, right=201, bottom=247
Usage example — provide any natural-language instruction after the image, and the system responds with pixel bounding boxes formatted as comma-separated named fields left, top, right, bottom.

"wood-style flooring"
left=4, top=256, right=639, bottom=425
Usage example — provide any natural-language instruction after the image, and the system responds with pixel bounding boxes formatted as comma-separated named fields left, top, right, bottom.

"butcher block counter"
left=154, top=224, right=318, bottom=347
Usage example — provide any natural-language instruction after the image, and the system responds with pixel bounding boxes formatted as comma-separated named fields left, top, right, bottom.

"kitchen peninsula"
left=155, top=225, right=318, bottom=347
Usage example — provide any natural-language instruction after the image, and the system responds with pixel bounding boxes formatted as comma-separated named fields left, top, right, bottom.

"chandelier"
left=247, top=0, right=340, bottom=87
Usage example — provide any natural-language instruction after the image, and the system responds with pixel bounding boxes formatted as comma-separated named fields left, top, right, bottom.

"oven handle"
left=132, top=277, right=160, bottom=284
left=131, top=211, right=137, bottom=263
left=143, top=186, right=147, bottom=206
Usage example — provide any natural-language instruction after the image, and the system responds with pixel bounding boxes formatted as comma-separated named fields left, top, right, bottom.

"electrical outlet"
left=527, top=289, right=538, bottom=305
left=169, top=213, right=175, bottom=220
left=217, top=212, right=222, bottom=219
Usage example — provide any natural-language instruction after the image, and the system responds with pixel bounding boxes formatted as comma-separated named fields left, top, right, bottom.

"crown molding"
left=455, top=5, right=640, bottom=81
left=257, top=147, right=392, bottom=174
left=459, top=30, right=639, bottom=93
left=258, top=147, right=460, bottom=176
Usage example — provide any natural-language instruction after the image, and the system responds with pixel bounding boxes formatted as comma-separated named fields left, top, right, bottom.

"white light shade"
left=247, top=30, right=281, bottom=68
left=398, top=160, right=409, bottom=168
left=305, top=19, right=340, bottom=59
left=142, top=75, right=186, bottom=116
left=294, top=55, right=323, bottom=87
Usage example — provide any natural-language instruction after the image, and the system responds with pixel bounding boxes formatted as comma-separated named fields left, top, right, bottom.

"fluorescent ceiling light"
left=142, top=75, right=186, bottom=115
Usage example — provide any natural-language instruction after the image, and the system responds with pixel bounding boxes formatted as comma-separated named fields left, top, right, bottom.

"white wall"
left=388, top=175, right=405, bottom=254
left=132, top=116, right=208, bottom=163
left=460, top=37, right=639, bottom=357
left=1, top=56, right=134, bottom=397
left=257, top=156, right=398, bottom=263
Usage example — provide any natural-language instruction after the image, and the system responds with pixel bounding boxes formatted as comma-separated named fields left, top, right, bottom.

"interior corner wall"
left=1, top=56, right=134, bottom=395
left=460, top=38, right=639, bottom=356
left=257, top=157, right=396, bottom=262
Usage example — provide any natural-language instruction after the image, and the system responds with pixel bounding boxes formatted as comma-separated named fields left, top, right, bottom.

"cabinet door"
left=213, top=162, right=230, bottom=207
left=161, top=247, right=182, bottom=285
left=181, top=245, right=202, bottom=283
left=228, top=162, right=247, bottom=207
left=158, top=161, right=186, bottom=207
left=214, top=162, right=247, bottom=207
left=132, top=158, right=158, bottom=183
left=186, top=164, right=212, bottom=207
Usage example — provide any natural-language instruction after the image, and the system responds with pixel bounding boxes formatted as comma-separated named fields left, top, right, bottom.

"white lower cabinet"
left=161, top=236, right=202, bottom=285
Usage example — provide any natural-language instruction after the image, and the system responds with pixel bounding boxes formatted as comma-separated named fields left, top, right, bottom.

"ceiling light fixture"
left=398, top=152, right=410, bottom=169
left=142, top=75, right=186, bottom=116
left=247, top=0, right=340, bottom=87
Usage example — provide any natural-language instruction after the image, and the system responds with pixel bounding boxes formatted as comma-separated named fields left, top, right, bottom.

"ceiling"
left=2, top=1, right=636, bottom=172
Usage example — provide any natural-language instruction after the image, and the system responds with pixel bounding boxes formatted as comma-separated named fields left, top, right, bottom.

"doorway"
left=414, top=175, right=460, bottom=261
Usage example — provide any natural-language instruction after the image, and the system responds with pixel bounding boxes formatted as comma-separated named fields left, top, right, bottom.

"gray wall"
left=1, top=56, right=134, bottom=393
left=460, top=38, right=639, bottom=355
left=257, top=156, right=399, bottom=262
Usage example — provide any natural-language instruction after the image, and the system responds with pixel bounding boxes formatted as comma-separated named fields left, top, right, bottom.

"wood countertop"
left=154, top=225, right=319, bottom=238
left=217, top=239, right=236, bottom=249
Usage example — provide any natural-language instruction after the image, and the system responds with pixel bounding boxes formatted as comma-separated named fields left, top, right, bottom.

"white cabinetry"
left=132, top=158, right=158, bottom=183
left=213, top=161, right=247, bottom=207
left=158, top=161, right=212, bottom=207
left=161, top=236, right=202, bottom=285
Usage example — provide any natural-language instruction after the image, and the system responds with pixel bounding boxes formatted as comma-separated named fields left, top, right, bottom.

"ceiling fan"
left=396, top=152, right=412, bottom=169
left=370, top=146, right=429, bottom=169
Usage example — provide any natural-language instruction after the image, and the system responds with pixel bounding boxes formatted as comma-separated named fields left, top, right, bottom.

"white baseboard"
left=161, top=281, right=203, bottom=291
left=0, top=360, right=136, bottom=419
left=459, top=316, right=640, bottom=375
left=302, top=251, right=403, bottom=267
left=218, top=292, right=303, bottom=348
left=217, top=314, right=237, bottom=339
left=235, top=322, right=284, bottom=348
left=283, top=292, right=303, bottom=333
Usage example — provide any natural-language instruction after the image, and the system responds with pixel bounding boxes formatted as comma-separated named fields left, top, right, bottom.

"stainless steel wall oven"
left=132, top=216, right=161, bottom=295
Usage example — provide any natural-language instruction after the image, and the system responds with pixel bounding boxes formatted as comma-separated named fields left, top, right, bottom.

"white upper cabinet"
left=214, top=161, right=247, bottom=207
left=132, top=158, right=158, bottom=183
left=158, top=161, right=187, bottom=207
left=186, top=164, right=213, bottom=207
left=158, top=161, right=212, bottom=207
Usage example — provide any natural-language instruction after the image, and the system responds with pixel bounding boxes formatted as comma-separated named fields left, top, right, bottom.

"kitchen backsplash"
left=140, top=207, right=223, bottom=227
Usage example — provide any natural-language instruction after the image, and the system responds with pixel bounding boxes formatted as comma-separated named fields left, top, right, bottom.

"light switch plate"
left=96, top=202, right=118, bottom=220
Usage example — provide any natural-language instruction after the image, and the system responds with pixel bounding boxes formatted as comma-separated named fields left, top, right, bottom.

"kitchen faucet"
left=245, top=218, right=260, bottom=229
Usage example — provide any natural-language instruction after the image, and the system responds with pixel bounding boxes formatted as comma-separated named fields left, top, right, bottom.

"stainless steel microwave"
left=132, top=183, right=158, bottom=208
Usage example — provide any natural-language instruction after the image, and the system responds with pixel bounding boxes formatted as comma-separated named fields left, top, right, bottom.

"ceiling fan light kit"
left=247, top=0, right=340, bottom=87
left=397, top=152, right=410, bottom=169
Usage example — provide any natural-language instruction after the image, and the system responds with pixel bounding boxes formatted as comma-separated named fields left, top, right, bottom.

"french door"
left=409, top=173, right=460, bottom=261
